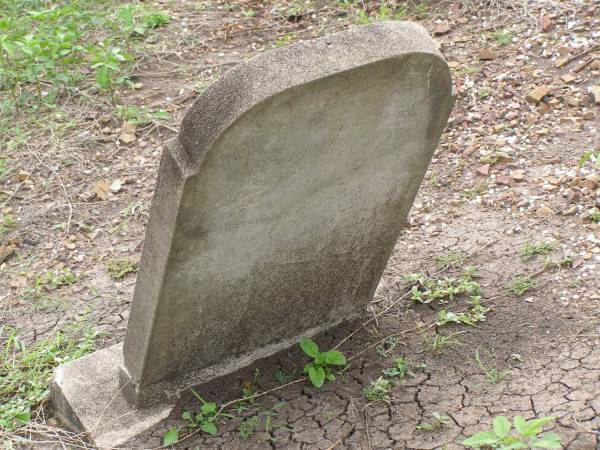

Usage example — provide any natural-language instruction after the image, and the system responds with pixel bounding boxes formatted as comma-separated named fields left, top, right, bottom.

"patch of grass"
left=492, top=30, right=514, bottom=46
left=0, top=213, right=16, bottom=235
left=0, top=0, right=169, bottom=112
left=363, top=376, right=394, bottom=403
left=478, top=88, right=493, bottom=98
left=474, top=347, right=511, bottom=384
left=421, top=331, right=465, bottom=354
left=0, top=321, right=101, bottom=431
left=406, top=270, right=482, bottom=304
left=519, top=241, right=554, bottom=260
left=435, top=250, right=466, bottom=268
left=416, top=411, right=451, bottom=431
left=274, top=369, right=295, bottom=385
left=23, top=268, right=79, bottom=301
left=115, top=105, right=170, bottom=125
left=0, top=158, right=7, bottom=177
left=505, top=276, right=537, bottom=296
left=436, top=297, right=490, bottom=327
left=106, top=258, right=137, bottom=279
left=272, top=33, right=296, bottom=48
left=463, top=415, right=561, bottom=449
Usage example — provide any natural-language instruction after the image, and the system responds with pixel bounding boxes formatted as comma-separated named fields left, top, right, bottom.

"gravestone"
left=51, top=21, right=455, bottom=446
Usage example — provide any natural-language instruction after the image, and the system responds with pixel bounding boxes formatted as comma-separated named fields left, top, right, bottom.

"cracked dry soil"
left=2, top=0, right=600, bottom=449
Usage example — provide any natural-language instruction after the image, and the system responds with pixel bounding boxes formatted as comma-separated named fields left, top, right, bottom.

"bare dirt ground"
left=1, top=0, right=600, bottom=449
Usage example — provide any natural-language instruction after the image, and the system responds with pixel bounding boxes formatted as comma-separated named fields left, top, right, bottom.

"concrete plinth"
left=51, top=344, right=172, bottom=448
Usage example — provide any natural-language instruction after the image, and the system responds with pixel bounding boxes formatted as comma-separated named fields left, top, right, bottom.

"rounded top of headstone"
left=177, top=21, right=451, bottom=171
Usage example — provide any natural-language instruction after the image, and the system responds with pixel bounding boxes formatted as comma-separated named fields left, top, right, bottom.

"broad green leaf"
left=324, top=350, right=347, bottom=366
left=308, top=366, right=325, bottom=388
left=201, top=420, right=218, bottom=435
left=325, top=372, right=335, bottom=381
left=514, top=416, right=527, bottom=435
left=14, top=411, right=31, bottom=425
left=201, top=402, right=217, bottom=415
left=181, top=411, right=192, bottom=421
left=162, top=427, right=179, bottom=445
left=578, top=151, right=593, bottom=167
left=462, top=431, right=499, bottom=447
left=493, top=415, right=511, bottom=438
left=524, top=417, right=556, bottom=435
left=300, top=338, right=319, bottom=358
left=530, top=432, right=562, bottom=449
left=154, top=111, right=170, bottom=120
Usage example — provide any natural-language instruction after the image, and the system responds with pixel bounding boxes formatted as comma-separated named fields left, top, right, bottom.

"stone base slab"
left=51, top=344, right=172, bottom=448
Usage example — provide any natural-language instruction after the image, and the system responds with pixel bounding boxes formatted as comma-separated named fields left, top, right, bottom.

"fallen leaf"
left=92, top=180, right=109, bottom=201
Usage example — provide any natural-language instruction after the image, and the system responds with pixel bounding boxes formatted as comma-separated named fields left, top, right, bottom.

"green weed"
left=407, top=270, right=482, bottom=304
left=115, top=105, right=170, bottom=125
left=106, top=258, right=137, bottom=279
left=519, top=242, right=554, bottom=260
left=0, top=321, right=101, bottom=431
left=578, top=151, right=600, bottom=168
left=300, top=338, right=346, bottom=388
left=588, top=208, right=600, bottom=223
left=463, top=415, right=561, bottom=449
left=163, top=389, right=233, bottom=445
left=435, top=250, right=466, bottom=268
left=492, top=30, right=514, bottom=46
left=421, top=331, right=465, bottom=354
left=505, top=276, right=537, bottom=296
left=474, top=347, right=511, bottom=385
left=363, top=376, right=394, bottom=403
left=0, top=213, right=16, bottom=235
left=416, top=412, right=451, bottom=431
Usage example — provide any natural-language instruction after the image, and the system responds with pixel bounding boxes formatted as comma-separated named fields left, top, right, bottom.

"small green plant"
left=416, top=412, right=451, bottom=431
left=300, top=338, right=346, bottom=388
left=435, top=250, right=466, bottom=268
left=436, top=298, right=490, bottom=327
left=578, top=151, right=600, bottom=168
left=474, top=347, right=511, bottom=385
left=421, top=331, right=464, bottom=354
left=115, top=105, right=170, bottom=125
left=0, top=158, right=7, bottom=177
left=145, top=11, right=170, bottom=29
left=492, top=30, right=514, bottom=46
left=240, top=415, right=259, bottom=438
left=0, top=213, right=16, bottom=235
left=463, top=415, right=561, bottom=449
left=242, top=9, right=256, bottom=17
left=478, top=88, right=493, bottom=98
left=520, top=242, right=555, bottom=260
left=91, top=44, right=131, bottom=96
left=23, top=268, right=79, bottom=300
left=505, top=276, right=537, bottom=296
left=588, top=208, right=600, bottom=223
left=106, top=258, right=137, bottom=279
left=407, top=270, right=482, bottom=304
left=273, top=34, right=296, bottom=48
left=275, top=369, right=296, bottom=385
left=382, top=357, right=413, bottom=379
left=363, top=376, right=394, bottom=403
left=163, top=389, right=233, bottom=445
left=0, top=321, right=100, bottom=431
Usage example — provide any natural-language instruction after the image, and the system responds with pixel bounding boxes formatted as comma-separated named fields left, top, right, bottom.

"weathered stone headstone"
left=52, top=21, right=455, bottom=446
